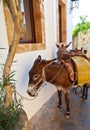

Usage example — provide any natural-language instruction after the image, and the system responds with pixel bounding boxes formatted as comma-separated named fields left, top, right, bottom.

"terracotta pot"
left=14, top=109, right=29, bottom=130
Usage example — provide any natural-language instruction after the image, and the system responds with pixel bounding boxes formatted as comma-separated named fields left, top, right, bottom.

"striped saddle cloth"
left=64, top=61, right=74, bottom=82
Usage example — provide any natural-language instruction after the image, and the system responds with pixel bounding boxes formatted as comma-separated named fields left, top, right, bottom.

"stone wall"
left=73, top=29, right=90, bottom=57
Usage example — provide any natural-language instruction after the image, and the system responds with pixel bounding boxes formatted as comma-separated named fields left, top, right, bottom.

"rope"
left=49, top=63, right=64, bottom=83
left=12, top=59, right=57, bottom=101
left=12, top=85, right=41, bottom=101
left=16, top=90, right=39, bottom=100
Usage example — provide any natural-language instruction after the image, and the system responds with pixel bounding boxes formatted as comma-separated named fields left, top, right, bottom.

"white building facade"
left=0, top=0, right=72, bottom=120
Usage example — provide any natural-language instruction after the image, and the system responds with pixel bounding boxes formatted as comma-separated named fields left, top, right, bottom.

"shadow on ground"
left=29, top=88, right=90, bottom=130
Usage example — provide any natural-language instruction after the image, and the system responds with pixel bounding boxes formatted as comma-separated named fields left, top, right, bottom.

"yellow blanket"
left=72, top=56, right=90, bottom=85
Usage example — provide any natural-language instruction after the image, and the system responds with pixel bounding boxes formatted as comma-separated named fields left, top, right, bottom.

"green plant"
left=0, top=81, right=23, bottom=130
left=0, top=97, right=22, bottom=130
left=2, top=70, right=16, bottom=86
left=72, top=15, right=90, bottom=37
left=40, top=0, right=44, bottom=2
left=0, top=61, right=17, bottom=86
left=0, top=69, right=23, bottom=130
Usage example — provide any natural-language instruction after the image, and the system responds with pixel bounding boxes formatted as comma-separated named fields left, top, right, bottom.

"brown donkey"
left=27, top=55, right=82, bottom=118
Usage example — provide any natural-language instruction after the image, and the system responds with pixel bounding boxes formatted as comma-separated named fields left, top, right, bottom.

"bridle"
left=28, top=61, right=56, bottom=97
left=32, top=61, right=55, bottom=90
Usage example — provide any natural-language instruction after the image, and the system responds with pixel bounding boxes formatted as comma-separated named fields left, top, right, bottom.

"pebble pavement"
left=29, top=88, right=90, bottom=130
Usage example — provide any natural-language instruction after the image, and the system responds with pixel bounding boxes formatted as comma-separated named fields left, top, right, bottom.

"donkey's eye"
left=33, top=74, right=40, bottom=81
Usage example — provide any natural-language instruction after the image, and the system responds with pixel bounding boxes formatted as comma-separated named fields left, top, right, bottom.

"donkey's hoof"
left=57, top=104, right=62, bottom=108
left=80, top=97, right=84, bottom=101
left=84, top=99, right=88, bottom=102
left=64, top=112, right=70, bottom=119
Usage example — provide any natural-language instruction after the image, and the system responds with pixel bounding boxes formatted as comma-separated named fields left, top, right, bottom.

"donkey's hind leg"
left=84, top=86, right=89, bottom=102
left=81, top=83, right=89, bottom=102
left=84, top=84, right=89, bottom=102
left=81, top=84, right=86, bottom=100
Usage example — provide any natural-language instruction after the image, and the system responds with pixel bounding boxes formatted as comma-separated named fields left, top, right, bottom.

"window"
left=20, top=0, right=36, bottom=43
left=56, top=1, right=66, bottom=43
left=4, top=0, right=46, bottom=52
left=58, top=5, right=62, bottom=42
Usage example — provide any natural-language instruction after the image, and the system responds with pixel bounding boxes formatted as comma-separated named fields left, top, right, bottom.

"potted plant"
left=0, top=83, right=22, bottom=130
left=0, top=68, right=29, bottom=130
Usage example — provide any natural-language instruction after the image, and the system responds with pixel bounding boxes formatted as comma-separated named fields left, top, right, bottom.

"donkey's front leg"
left=65, top=90, right=70, bottom=119
left=57, top=90, right=62, bottom=108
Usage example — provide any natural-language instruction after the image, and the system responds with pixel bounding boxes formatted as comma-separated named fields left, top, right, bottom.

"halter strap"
left=34, top=61, right=55, bottom=87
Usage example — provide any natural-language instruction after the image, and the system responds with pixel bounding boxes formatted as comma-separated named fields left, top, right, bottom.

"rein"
left=42, top=62, right=65, bottom=83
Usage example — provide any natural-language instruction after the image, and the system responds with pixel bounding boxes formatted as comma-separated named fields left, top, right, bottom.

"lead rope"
left=12, top=85, right=40, bottom=101
left=12, top=59, right=57, bottom=101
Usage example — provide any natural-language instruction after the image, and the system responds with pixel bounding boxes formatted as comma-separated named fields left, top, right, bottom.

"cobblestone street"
left=29, top=88, right=90, bottom=130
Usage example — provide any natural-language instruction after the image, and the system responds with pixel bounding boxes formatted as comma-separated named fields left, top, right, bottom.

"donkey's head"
left=27, top=55, right=44, bottom=96
left=56, top=42, right=72, bottom=61
left=27, top=55, right=53, bottom=97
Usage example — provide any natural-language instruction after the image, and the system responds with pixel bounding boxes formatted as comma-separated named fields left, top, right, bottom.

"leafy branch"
left=72, top=15, right=90, bottom=37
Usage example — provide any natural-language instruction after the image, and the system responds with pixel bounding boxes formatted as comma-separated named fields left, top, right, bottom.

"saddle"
left=57, top=48, right=90, bottom=84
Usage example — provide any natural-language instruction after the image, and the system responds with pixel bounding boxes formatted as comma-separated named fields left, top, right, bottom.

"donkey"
left=27, top=55, right=84, bottom=118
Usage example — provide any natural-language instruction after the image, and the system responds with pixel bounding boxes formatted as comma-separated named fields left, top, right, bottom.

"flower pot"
left=14, top=109, right=29, bottom=130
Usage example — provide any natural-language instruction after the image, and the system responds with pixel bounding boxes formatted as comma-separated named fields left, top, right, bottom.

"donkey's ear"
left=65, top=42, right=72, bottom=48
left=56, top=42, right=67, bottom=48
left=55, top=43, right=60, bottom=48
left=34, top=55, right=42, bottom=64
left=37, top=55, right=42, bottom=61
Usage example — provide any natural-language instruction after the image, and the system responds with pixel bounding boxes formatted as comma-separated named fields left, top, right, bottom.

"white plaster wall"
left=44, top=0, right=57, bottom=59
left=52, top=0, right=58, bottom=59
left=66, top=0, right=73, bottom=50
left=0, top=1, right=8, bottom=78
left=0, top=0, right=72, bottom=120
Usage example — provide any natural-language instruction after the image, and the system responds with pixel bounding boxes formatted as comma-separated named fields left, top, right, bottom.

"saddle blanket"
left=72, top=56, right=90, bottom=85
left=64, top=62, right=74, bottom=81
left=60, top=60, right=74, bottom=81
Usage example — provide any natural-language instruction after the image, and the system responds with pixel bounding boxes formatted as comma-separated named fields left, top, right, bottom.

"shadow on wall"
left=14, top=61, right=32, bottom=95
